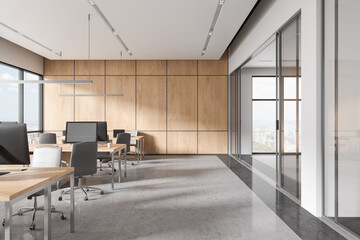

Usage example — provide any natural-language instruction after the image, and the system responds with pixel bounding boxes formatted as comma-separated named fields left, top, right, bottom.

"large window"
left=0, top=62, right=43, bottom=132
left=0, top=64, right=20, bottom=122
left=252, top=76, right=276, bottom=153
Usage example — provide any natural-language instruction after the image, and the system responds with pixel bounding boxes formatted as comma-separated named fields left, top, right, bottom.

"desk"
left=112, top=136, right=145, bottom=164
left=29, top=144, right=126, bottom=189
left=131, top=136, right=144, bottom=163
left=0, top=167, right=74, bottom=240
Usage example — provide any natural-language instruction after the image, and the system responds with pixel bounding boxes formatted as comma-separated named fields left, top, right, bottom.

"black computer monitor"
left=0, top=123, right=30, bottom=165
left=96, top=122, right=108, bottom=142
left=113, top=129, right=125, bottom=138
left=65, top=122, right=97, bottom=143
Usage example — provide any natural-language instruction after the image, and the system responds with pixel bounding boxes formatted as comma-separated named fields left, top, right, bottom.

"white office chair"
left=9, top=146, right=66, bottom=230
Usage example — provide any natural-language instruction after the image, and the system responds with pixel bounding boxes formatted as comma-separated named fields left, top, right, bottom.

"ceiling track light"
left=0, top=21, right=61, bottom=56
left=200, top=0, right=225, bottom=56
left=87, top=0, right=132, bottom=56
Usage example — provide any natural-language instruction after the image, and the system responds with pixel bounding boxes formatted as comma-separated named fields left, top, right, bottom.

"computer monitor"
left=0, top=123, right=30, bottom=165
left=113, top=129, right=125, bottom=138
left=65, top=122, right=97, bottom=143
left=96, top=122, right=108, bottom=142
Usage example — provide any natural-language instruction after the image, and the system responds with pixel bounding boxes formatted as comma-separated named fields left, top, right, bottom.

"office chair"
left=39, top=133, right=57, bottom=144
left=97, top=135, right=116, bottom=174
left=5, top=146, right=66, bottom=230
left=59, top=142, right=104, bottom=201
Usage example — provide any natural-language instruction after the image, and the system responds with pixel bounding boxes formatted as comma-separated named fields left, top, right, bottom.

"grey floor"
left=0, top=155, right=300, bottom=240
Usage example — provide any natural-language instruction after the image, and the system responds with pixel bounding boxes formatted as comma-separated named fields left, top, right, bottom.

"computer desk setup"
left=0, top=123, right=75, bottom=240
left=0, top=121, right=126, bottom=239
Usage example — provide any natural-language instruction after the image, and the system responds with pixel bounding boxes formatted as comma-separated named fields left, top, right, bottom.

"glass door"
left=278, top=15, right=302, bottom=199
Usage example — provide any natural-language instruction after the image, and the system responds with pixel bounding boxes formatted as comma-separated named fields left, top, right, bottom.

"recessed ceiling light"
left=88, top=0, right=96, bottom=6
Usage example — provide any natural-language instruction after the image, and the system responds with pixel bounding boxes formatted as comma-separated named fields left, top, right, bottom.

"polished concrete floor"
left=0, top=155, right=306, bottom=239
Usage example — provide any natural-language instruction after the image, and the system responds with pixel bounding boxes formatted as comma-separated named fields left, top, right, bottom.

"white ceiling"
left=0, top=0, right=257, bottom=60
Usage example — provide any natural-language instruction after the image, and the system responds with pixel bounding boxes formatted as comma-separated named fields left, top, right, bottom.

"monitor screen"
left=113, top=129, right=125, bottom=138
left=0, top=123, right=30, bottom=165
left=96, top=122, right=108, bottom=142
left=65, top=122, right=97, bottom=143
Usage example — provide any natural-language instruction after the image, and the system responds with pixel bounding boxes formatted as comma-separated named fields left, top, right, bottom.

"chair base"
left=58, top=178, right=104, bottom=201
left=2, top=197, right=66, bottom=230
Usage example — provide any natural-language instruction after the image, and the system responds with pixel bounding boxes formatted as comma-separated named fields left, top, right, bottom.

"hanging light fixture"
left=59, top=14, right=123, bottom=97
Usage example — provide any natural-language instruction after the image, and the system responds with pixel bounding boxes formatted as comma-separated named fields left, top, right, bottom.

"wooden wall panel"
left=198, top=132, right=228, bottom=154
left=167, top=60, right=197, bottom=75
left=137, top=76, right=166, bottom=130
left=168, top=76, right=197, bottom=130
left=74, top=76, right=105, bottom=121
left=136, top=60, right=166, bottom=75
left=105, top=76, right=135, bottom=130
left=105, top=60, right=135, bottom=75
left=198, top=76, right=228, bottom=131
left=167, top=132, right=197, bottom=154
left=44, top=58, right=228, bottom=154
left=198, top=52, right=228, bottom=75
left=44, top=76, right=74, bottom=131
left=44, top=59, right=74, bottom=75
left=139, top=132, right=166, bottom=154
left=75, top=60, right=105, bottom=75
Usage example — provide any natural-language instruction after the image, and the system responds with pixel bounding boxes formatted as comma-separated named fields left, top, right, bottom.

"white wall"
left=0, top=37, right=43, bottom=74
left=229, top=0, right=323, bottom=216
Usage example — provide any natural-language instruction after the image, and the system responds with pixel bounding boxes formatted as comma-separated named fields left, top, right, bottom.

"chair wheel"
left=29, top=223, right=36, bottom=230
left=100, top=191, right=104, bottom=195
left=86, top=188, right=89, bottom=192
left=84, top=196, right=88, bottom=201
left=61, top=215, right=67, bottom=220
left=132, top=163, right=135, bottom=165
left=2, top=219, right=5, bottom=227
left=58, top=196, right=63, bottom=201
left=113, top=169, right=117, bottom=172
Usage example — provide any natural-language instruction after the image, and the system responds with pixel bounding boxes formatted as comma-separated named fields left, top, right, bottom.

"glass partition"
left=324, top=0, right=360, bottom=236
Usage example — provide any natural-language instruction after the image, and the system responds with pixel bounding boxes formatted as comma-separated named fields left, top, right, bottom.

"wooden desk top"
left=0, top=167, right=74, bottom=202
left=29, top=144, right=126, bottom=153
left=131, top=136, right=144, bottom=140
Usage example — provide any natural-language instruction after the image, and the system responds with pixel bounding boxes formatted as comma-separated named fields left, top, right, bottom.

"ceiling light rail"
left=87, top=0, right=132, bottom=56
left=0, top=22, right=61, bottom=56
left=201, top=0, right=225, bottom=56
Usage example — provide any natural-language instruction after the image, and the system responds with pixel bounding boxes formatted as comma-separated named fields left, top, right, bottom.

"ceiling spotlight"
left=219, top=0, right=225, bottom=5
left=112, top=30, right=118, bottom=36
left=209, top=30, right=213, bottom=36
left=88, top=0, right=96, bottom=6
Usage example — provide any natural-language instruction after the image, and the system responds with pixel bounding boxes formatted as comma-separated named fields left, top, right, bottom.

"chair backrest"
left=130, top=129, right=138, bottom=137
left=113, top=129, right=125, bottom=138
left=39, top=133, right=57, bottom=144
left=32, top=146, right=62, bottom=167
left=70, top=142, right=97, bottom=177
left=116, top=133, right=130, bottom=152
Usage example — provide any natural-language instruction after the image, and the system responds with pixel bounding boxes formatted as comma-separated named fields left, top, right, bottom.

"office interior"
left=0, top=0, right=359, bottom=239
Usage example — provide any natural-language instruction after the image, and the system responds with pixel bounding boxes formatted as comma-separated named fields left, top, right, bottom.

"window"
left=252, top=76, right=276, bottom=153
left=0, top=62, right=43, bottom=132
left=0, top=64, right=20, bottom=122
left=24, top=71, right=41, bottom=131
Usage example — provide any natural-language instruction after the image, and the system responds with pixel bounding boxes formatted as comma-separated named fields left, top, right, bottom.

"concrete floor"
left=0, top=155, right=300, bottom=240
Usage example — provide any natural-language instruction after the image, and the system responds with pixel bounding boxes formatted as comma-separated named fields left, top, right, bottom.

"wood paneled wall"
left=44, top=53, right=228, bottom=154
